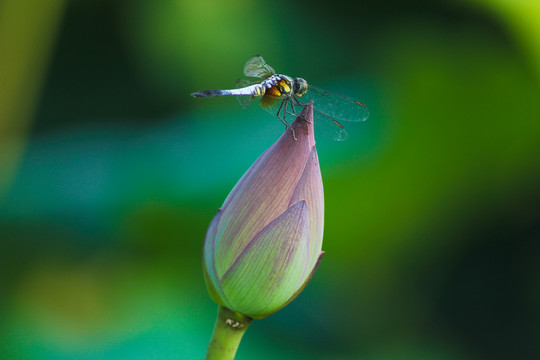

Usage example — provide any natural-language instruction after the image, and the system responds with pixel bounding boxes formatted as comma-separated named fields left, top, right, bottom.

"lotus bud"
left=203, top=101, right=324, bottom=319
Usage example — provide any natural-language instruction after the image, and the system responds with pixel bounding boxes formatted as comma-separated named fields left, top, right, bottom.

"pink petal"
left=288, top=146, right=324, bottom=271
left=214, top=104, right=316, bottom=276
left=202, top=209, right=229, bottom=305
left=220, top=200, right=310, bottom=318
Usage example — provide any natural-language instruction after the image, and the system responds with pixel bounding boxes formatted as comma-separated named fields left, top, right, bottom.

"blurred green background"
left=1, top=0, right=539, bottom=359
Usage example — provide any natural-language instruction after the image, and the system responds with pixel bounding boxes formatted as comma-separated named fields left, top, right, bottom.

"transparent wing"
left=235, top=78, right=260, bottom=109
left=312, top=107, right=349, bottom=141
left=258, top=97, right=286, bottom=121
left=291, top=98, right=349, bottom=141
left=243, top=55, right=275, bottom=79
left=301, top=85, right=369, bottom=122
left=259, top=97, right=349, bottom=141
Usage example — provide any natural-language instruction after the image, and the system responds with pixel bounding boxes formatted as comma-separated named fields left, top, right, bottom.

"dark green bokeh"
left=1, top=0, right=539, bottom=359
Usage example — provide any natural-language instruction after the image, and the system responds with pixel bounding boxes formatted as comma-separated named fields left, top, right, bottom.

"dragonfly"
left=191, top=55, right=369, bottom=141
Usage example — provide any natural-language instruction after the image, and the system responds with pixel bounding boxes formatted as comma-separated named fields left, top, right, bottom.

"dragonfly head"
left=293, top=78, right=308, bottom=97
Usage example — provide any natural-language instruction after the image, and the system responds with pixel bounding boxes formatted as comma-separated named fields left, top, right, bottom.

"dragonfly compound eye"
left=293, top=78, right=308, bottom=97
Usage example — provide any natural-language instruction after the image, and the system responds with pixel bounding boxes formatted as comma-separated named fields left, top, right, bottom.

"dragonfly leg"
left=285, top=108, right=296, bottom=117
left=276, top=98, right=285, bottom=120
left=291, top=128, right=297, bottom=140
left=276, top=100, right=290, bottom=128
left=293, top=98, right=312, bottom=124
left=279, top=100, right=297, bottom=140
left=284, top=97, right=298, bottom=117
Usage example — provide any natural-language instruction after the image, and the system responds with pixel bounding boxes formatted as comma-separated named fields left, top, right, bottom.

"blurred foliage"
left=0, top=0, right=66, bottom=196
left=0, top=0, right=539, bottom=359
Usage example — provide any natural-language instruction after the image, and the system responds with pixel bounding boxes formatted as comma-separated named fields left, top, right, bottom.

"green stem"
left=205, top=306, right=253, bottom=360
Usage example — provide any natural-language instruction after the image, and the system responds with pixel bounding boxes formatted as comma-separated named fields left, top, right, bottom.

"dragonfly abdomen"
left=191, top=84, right=265, bottom=98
